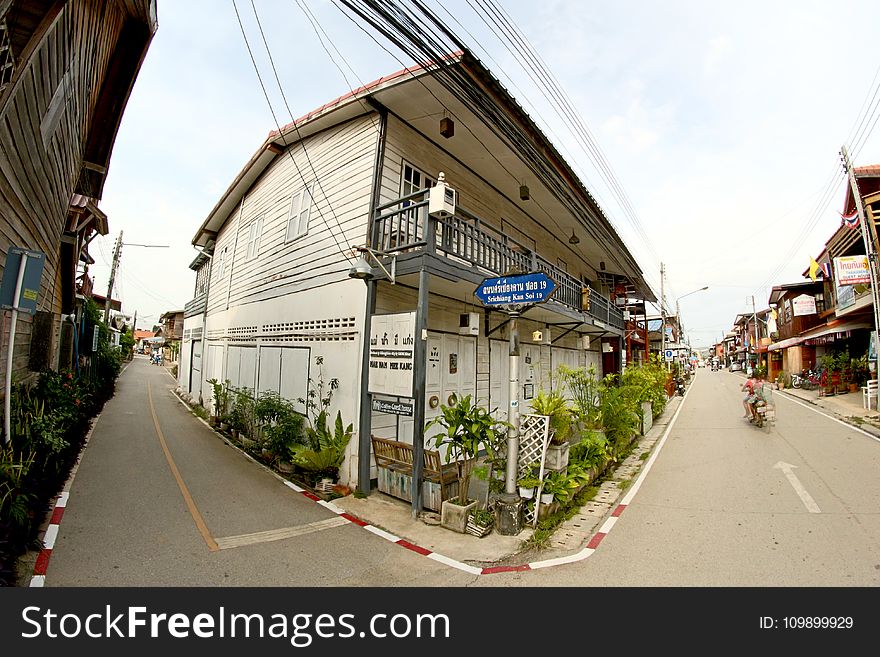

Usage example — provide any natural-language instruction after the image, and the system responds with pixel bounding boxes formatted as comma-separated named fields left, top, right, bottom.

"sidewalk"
left=332, top=395, right=684, bottom=569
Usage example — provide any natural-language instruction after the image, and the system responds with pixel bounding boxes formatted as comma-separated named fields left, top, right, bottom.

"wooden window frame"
left=285, top=184, right=313, bottom=243
left=246, top=216, right=264, bottom=260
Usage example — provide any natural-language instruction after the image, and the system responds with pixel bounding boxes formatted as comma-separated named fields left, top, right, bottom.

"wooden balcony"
left=372, top=191, right=625, bottom=331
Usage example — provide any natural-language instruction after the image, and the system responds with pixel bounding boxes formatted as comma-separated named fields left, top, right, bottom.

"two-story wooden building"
left=766, top=281, right=826, bottom=379
left=179, top=52, right=655, bottom=491
left=0, top=0, right=156, bottom=386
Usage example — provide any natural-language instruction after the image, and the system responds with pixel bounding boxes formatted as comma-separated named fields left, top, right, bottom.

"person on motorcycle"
left=742, top=375, right=759, bottom=419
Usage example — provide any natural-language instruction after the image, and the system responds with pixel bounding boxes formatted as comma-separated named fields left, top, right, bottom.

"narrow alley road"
left=42, top=358, right=471, bottom=586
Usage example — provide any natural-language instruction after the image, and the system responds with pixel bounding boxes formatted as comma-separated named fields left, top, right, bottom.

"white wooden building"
left=180, top=52, right=654, bottom=496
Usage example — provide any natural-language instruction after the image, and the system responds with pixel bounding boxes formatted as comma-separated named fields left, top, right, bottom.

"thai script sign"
left=792, top=294, right=817, bottom=316
left=368, top=312, right=415, bottom=397
left=475, top=272, right=556, bottom=306
left=833, top=255, right=870, bottom=286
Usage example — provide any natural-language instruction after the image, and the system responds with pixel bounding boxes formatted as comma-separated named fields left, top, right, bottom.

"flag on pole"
left=821, top=261, right=832, bottom=279
left=841, top=209, right=859, bottom=229
left=809, top=257, right=820, bottom=282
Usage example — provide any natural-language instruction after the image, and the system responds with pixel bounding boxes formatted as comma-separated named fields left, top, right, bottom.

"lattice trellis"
left=518, top=414, right=550, bottom=476
left=517, top=414, right=551, bottom=526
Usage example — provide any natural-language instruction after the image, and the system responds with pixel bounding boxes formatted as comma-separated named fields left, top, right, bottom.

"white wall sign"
left=792, top=294, right=817, bottom=317
left=368, top=311, right=416, bottom=397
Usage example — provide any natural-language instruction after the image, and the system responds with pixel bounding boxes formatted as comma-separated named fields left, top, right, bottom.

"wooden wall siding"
left=0, top=1, right=130, bottom=383
left=379, top=114, right=599, bottom=284
left=205, top=115, right=380, bottom=315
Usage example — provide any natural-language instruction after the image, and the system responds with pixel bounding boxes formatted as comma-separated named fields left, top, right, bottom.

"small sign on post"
left=0, top=247, right=45, bottom=314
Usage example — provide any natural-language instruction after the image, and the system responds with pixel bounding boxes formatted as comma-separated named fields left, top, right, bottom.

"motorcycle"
left=792, top=369, right=820, bottom=390
left=675, top=376, right=686, bottom=396
left=749, top=383, right=776, bottom=431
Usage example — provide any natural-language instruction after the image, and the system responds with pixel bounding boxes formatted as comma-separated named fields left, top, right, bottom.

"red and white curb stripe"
left=32, top=383, right=683, bottom=583
left=266, top=389, right=688, bottom=576
left=29, top=415, right=101, bottom=587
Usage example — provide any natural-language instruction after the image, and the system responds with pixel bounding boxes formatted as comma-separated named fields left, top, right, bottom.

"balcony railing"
left=373, top=192, right=625, bottom=330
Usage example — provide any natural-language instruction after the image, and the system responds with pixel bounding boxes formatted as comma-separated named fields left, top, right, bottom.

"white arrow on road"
left=773, top=461, right=821, bottom=514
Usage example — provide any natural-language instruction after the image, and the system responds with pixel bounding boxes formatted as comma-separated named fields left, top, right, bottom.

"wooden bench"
left=371, top=436, right=461, bottom=512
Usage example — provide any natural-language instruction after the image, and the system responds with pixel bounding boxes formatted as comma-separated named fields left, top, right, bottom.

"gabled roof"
left=192, top=50, right=655, bottom=302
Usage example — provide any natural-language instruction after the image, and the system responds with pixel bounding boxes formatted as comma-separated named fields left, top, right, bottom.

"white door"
left=400, top=333, right=476, bottom=453
left=489, top=339, right=510, bottom=422
left=189, top=340, right=202, bottom=397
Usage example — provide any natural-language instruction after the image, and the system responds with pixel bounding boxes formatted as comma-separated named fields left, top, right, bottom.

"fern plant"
left=529, top=389, right=571, bottom=444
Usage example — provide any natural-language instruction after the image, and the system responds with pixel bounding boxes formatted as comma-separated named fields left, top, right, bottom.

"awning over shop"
left=768, top=319, right=872, bottom=351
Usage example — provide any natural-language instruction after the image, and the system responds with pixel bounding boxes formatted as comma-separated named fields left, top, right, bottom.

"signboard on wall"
left=792, top=294, right=817, bottom=316
left=834, top=255, right=870, bottom=286
left=368, top=312, right=416, bottom=397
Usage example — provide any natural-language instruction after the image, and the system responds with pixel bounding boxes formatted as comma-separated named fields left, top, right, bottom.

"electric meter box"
left=428, top=182, right=456, bottom=218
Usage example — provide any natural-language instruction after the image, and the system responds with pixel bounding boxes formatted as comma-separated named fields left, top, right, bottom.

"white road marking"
left=773, top=461, right=821, bottom=514
left=214, top=516, right=348, bottom=550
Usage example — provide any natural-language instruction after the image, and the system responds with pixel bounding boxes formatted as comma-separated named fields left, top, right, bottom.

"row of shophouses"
left=716, top=167, right=880, bottom=385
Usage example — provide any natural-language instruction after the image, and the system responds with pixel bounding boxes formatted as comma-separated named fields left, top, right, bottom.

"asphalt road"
left=478, top=369, right=880, bottom=586
left=44, top=362, right=880, bottom=588
left=45, top=357, right=473, bottom=586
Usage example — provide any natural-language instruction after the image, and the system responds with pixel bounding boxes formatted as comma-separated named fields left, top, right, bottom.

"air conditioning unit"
left=428, top=173, right=456, bottom=218
left=459, top=312, right=479, bottom=335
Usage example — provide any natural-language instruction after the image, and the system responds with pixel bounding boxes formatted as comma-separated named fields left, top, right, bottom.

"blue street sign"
left=475, top=272, right=557, bottom=306
left=0, top=247, right=46, bottom=315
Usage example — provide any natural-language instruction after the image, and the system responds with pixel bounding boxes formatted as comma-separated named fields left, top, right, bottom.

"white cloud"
left=703, top=35, right=732, bottom=77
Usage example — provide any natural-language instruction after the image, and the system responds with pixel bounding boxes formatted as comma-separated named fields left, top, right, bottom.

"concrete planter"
left=441, top=498, right=477, bottom=534
left=640, top=401, right=653, bottom=435
left=544, top=442, right=570, bottom=472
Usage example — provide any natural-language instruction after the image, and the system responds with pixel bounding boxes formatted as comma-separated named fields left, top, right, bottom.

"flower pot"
left=518, top=486, right=535, bottom=500
left=440, top=498, right=477, bottom=534
left=466, top=516, right=493, bottom=538
left=539, top=491, right=554, bottom=505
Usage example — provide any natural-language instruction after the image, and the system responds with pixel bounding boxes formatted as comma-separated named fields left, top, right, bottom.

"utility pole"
left=841, top=145, right=880, bottom=379
left=104, top=230, right=122, bottom=325
left=751, top=295, right=757, bottom=367
left=660, top=262, right=667, bottom=369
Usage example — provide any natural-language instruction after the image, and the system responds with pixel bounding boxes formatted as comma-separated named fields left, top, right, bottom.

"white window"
left=246, top=216, right=263, bottom=260
left=401, top=162, right=435, bottom=198
left=286, top=185, right=313, bottom=242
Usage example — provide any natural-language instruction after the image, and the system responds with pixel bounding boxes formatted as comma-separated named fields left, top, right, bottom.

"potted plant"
left=529, top=389, right=571, bottom=471
left=426, top=394, right=507, bottom=534
left=466, top=507, right=494, bottom=538
left=206, top=378, right=230, bottom=427
left=517, top=470, right=540, bottom=500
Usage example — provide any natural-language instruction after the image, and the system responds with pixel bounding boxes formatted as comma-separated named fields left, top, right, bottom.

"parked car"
left=729, top=361, right=743, bottom=372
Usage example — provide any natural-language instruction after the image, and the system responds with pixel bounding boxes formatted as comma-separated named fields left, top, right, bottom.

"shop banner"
left=792, top=294, right=817, bottom=316
left=833, top=255, right=870, bottom=286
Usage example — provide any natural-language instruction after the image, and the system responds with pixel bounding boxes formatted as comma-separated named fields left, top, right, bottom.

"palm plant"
left=426, top=394, right=508, bottom=505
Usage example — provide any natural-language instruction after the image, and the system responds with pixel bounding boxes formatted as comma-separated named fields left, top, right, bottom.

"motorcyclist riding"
left=741, top=374, right=760, bottom=420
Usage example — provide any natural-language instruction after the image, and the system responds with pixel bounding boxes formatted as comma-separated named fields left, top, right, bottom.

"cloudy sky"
left=95, top=0, right=880, bottom=347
